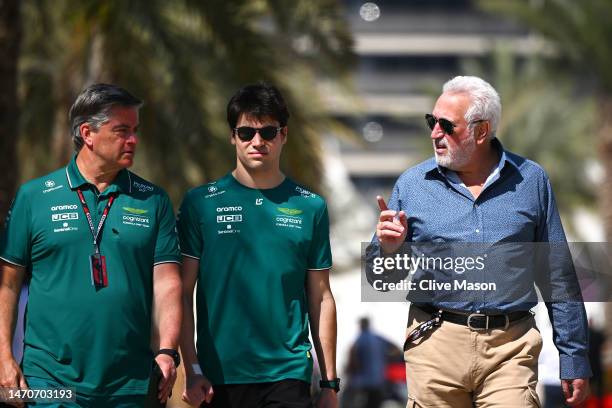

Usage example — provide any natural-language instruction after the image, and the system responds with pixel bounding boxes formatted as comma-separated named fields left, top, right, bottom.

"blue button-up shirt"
left=367, top=138, right=591, bottom=379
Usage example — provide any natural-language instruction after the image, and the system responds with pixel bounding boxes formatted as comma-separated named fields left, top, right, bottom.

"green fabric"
left=26, top=376, right=146, bottom=407
left=0, top=155, right=181, bottom=396
left=177, top=173, right=332, bottom=385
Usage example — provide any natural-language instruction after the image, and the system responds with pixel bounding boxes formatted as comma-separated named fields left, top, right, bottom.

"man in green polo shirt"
left=177, top=83, right=339, bottom=408
left=0, top=84, right=182, bottom=407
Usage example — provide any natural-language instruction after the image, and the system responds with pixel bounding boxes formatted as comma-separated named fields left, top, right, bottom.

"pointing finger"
left=376, top=195, right=388, bottom=212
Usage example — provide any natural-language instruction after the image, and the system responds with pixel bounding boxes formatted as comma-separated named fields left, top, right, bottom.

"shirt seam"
left=181, top=253, right=200, bottom=260
left=0, top=256, right=26, bottom=268
left=153, top=260, right=181, bottom=266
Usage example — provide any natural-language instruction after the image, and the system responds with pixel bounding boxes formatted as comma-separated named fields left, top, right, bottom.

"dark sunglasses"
left=425, top=114, right=486, bottom=136
left=425, top=114, right=457, bottom=135
left=233, top=126, right=281, bottom=141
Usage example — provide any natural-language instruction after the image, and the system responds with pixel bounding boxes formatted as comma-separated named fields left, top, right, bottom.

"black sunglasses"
left=425, top=114, right=457, bottom=135
left=233, top=126, right=281, bottom=141
left=425, top=114, right=486, bottom=136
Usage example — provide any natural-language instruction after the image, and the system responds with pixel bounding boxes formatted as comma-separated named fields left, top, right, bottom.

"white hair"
left=442, top=76, right=501, bottom=139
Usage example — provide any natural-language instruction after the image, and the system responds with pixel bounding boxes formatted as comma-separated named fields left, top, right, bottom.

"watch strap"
left=155, top=348, right=181, bottom=368
left=319, top=378, right=341, bottom=392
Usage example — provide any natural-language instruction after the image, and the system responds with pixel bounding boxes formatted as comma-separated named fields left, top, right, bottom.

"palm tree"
left=17, top=0, right=355, bottom=201
left=0, top=0, right=21, bottom=221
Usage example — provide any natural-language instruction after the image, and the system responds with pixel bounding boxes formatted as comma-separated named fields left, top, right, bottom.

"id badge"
left=90, top=253, right=108, bottom=288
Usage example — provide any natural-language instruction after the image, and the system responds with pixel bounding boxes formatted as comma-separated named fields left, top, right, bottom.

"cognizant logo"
left=123, top=215, right=150, bottom=224
left=276, top=217, right=302, bottom=225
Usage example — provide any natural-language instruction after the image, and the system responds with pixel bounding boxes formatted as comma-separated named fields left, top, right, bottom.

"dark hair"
left=359, top=317, right=370, bottom=331
left=226, top=82, right=290, bottom=130
left=69, top=83, right=143, bottom=151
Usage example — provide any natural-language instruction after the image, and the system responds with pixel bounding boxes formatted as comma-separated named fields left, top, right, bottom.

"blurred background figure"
left=342, top=317, right=406, bottom=408
left=343, top=317, right=386, bottom=408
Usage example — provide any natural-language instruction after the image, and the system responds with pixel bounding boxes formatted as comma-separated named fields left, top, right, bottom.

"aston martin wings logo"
left=277, top=207, right=303, bottom=216
left=123, top=207, right=148, bottom=215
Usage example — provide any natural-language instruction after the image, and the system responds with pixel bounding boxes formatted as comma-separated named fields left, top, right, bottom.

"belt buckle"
left=467, top=313, right=511, bottom=330
left=467, top=313, right=488, bottom=330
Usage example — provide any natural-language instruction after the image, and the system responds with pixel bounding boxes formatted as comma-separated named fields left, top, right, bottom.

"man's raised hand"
left=375, top=196, right=408, bottom=254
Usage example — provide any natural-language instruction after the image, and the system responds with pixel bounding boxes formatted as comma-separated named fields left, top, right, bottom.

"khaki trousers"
left=404, top=305, right=542, bottom=408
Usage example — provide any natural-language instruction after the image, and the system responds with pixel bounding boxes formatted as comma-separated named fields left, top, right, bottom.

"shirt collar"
left=65, top=154, right=132, bottom=194
left=425, top=137, right=519, bottom=177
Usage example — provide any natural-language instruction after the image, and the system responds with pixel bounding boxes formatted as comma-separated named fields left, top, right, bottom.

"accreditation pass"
left=0, top=387, right=76, bottom=403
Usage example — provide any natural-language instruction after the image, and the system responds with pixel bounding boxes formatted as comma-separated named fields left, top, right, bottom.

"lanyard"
left=76, top=188, right=116, bottom=254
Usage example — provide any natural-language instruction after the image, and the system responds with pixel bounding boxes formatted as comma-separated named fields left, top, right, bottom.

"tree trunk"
left=0, top=0, right=21, bottom=220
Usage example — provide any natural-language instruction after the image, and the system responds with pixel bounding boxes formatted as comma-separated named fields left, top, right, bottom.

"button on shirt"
left=367, top=139, right=591, bottom=379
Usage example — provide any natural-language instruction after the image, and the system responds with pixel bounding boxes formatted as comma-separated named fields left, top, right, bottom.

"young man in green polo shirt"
left=0, top=84, right=182, bottom=407
left=177, top=83, right=339, bottom=408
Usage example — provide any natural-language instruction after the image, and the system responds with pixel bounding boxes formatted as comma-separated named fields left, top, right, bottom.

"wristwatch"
left=155, top=348, right=181, bottom=368
left=319, top=378, right=341, bottom=393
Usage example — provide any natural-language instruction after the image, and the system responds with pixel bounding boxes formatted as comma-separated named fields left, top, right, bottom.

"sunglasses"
left=425, top=114, right=458, bottom=135
left=425, top=114, right=486, bottom=136
left=233, top=126, right=281, bottom=141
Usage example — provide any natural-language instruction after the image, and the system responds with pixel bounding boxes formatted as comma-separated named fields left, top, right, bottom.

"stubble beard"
left=434, top=132, right=476, bottom=171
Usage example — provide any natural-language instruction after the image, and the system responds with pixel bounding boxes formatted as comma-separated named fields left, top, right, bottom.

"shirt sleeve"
left=536, top=176, right=592, bottom=379
left=307, top=202, right=332, bottom=270
left=176, top=192, right=203, bottom=260
left=0, top=186, right=32, bottom=267
left=153, top=191, right=181, bottom=265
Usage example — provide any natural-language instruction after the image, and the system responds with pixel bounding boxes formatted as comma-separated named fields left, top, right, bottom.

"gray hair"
left=69, top=83, right=143, bottom=151
left=442, top=76, right=501, bottom=139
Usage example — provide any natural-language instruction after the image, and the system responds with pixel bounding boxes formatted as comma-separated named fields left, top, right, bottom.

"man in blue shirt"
left=345, top=318, right=387, bottom=408
left=369, top=76, right=590, bottom=407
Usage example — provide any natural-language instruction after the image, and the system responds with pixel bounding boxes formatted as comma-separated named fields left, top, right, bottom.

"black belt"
left=414, top=304, right=531, bottom=330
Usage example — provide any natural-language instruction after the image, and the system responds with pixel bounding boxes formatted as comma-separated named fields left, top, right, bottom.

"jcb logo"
left=217, top=215, right=242, bottom=223
left=51, top=212, right=79, bottom=222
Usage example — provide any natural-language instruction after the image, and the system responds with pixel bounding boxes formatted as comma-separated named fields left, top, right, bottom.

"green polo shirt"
left=177, top=173, right=332, bottom=385
left=0, top=155, right=181, bottom=396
